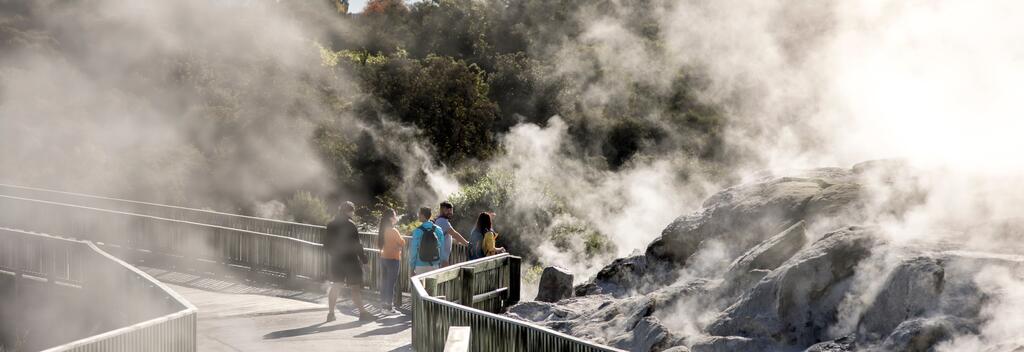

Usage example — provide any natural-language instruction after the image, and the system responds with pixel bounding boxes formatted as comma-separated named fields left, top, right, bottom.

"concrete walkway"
left=144, top=268, right=412, bottom=352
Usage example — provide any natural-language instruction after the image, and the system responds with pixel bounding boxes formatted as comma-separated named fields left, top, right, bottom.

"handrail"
left=0, top=183, right=426, bottom=253
left=0, top=186, right=618, bottom=351
left=0, top=182, right=328, bottom=243
left=0, top=193, right=331, bottom=286
left=0, top=192, right=465, bottom=294
left=0, top=193, right=319, bottom=246
left=410, top=254, right=623, bottom=352
left=1, top=228, right=197, bottom=352
left=0, top=182, right=322, bottom=229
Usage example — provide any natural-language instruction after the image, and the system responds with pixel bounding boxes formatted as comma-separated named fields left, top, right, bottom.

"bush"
left=329, top=50, right=500, bottom=164
left=287, top=190, right=332, bottom=225
left=445, top=171, right=615, bottom=265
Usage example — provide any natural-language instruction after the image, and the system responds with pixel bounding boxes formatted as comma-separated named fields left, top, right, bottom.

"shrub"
left=287, top=190, right=332, bottom=225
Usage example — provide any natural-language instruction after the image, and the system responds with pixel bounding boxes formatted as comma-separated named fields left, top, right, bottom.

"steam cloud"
left=0, top=0, right=358, bottom=210
left=494, top=0, right=1024, bottom=348
left=4, top=0, right=1024, bottom=350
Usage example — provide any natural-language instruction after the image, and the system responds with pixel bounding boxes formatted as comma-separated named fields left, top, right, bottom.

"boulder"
left=606, top=316, right=681, bottom=352
left=575, top=254, right=675, bottom=297
left=688, top=335, right=777, bottom=352
left=536, top=266, right=574, bottom=303
left=645, top=168, right=865, bottom=269
left=878, top=316, right=976, bottom=352
left=706, top=227, right=882, bottom=347
left=804, top=335, right=856, bottom=352
left=856, top=256, right=946, bottom=341
left=511, top=279, right=712, bottom=352
left=718, top=220, right=808, bottom=301
left=579, top=167, right=877, bottom=299
left=661, top=347, right=692, bottom=352
left=856, top=250, right=1023, bottom=345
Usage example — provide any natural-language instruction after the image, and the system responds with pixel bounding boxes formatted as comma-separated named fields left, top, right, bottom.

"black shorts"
left=329, top=257, right=363, bottom=286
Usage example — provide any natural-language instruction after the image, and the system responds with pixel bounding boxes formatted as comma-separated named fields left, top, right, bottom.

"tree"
left=338, top=52, right=498, bottom=164
left=363, top=0, right=409, bottom=16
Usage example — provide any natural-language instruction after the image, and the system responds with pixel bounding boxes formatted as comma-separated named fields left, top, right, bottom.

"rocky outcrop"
left=508, top=164, right=1022, bottom=352
left=876, top=316, right=976, bottom=352
left=579, top=168, right=868, bottom=297
left=688, top=335, right=777, bottom=352
left=646, top=169, right=855, bottom=266
left=717, top=220, right=808, bottom=302
left=575, top=254, right=677, bottom=297
left=535, top=266, right=574, bottom=303
left=706, top=227, right=881, bottom=346
left=510, top=279, right=712, bottom=351
left=805, top=335, right=856, bottom=352
left=856, top=256, right=947, bottom=341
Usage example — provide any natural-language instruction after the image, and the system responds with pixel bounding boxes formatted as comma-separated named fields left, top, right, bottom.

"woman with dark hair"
left=378, top=208, right=404, bottom=314
left=469, top=212, right=504, bottom=259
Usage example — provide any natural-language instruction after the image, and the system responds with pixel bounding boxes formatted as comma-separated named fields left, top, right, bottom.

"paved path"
left=144, top=268, right=412, bottom=352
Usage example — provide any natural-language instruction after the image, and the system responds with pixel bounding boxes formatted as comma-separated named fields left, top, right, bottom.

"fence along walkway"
left=412, top=254, right=623, bottom=352
left=0, top=183, right=327, bottom=242
left=0, top=185, right=620, bottom=352
left=0, top=227, right=197, bottom=352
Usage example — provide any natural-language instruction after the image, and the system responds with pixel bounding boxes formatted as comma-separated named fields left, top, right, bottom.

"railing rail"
left=411, top=254, right=623, bottom=352
left=0, top=228, right=197, bottom=352
left=0, top=186, right=618, bottom=352
left=0, top=183, right=328, bottom=242
left=0, top=182, right=464, bottom=257
left=0, top=193, right=465, bottom=295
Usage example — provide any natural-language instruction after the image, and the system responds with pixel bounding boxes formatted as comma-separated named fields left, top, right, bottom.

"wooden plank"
left=460, top=267, right=475, bottom=306
left=444, top=326, right=471, bottom=352
left=430, top=268, right=464, bottom=283
left=472, top=287, right=508, bottom=304
left=470, top=257, right=507, bottom=273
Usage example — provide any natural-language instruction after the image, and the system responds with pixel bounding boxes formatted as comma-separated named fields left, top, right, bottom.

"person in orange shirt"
left=378, top=208, right=405, bottom=314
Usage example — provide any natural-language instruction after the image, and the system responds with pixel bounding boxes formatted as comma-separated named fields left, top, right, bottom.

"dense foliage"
left=0, top=0, right=727, bottom=264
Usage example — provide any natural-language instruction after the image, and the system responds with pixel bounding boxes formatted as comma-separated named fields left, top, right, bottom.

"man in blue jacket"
left=409, top=206, right=444, bottom=275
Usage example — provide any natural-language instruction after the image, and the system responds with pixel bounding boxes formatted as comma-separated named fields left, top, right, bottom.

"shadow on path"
left=142, top=265, right=416, bottom=312
left=262, top=308, right=412, bottom=340
left=263, top=320, right=369, bottom=339
left=141, top=266, right=329, bottom=304
left=387, top=344, right=413, bottom=352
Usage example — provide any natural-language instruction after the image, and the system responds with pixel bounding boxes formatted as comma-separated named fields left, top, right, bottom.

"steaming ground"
left=509, top=162, right=1024, bottom=351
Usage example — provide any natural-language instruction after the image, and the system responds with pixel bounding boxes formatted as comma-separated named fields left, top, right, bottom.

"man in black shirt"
left=325, top=201, right=371, bottom=322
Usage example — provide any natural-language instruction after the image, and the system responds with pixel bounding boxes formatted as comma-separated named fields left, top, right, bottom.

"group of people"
left=322, top=201, right=505, bottom=322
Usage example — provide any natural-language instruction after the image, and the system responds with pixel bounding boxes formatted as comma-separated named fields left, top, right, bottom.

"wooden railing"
left=411, top=254, right=623, bottom=352
left=0, top=194, right=331, bottom=284
left=0, top=228, right=197, bottom=352
left=0, top=183, right=327, bottom=242
left=0, top=182, right=470, bottom=263
left=0, top=193, right=466, bottom=296
left=0, top=186, right=619, bottom=352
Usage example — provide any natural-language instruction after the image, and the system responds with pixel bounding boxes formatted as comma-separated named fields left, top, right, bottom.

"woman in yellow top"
left=474, top=212, right=505, bottom=257
left=378, top=208, right=405, bottom=314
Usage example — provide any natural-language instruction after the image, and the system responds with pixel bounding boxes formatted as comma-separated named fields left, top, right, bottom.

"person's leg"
left=326, top=282, right=339, bottom=321
left=389, top=260, right=401, bottom=309
left=350, top=284, right=364, bottom=312
left=348, top=264, right=370, bottom=318
left=378, top=262, right=388, bottom=302
left=380, top=260, right=396, bottom=309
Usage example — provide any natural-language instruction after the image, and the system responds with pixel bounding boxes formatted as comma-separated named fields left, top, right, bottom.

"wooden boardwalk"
left=144, top=267, right=412, bottom=352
